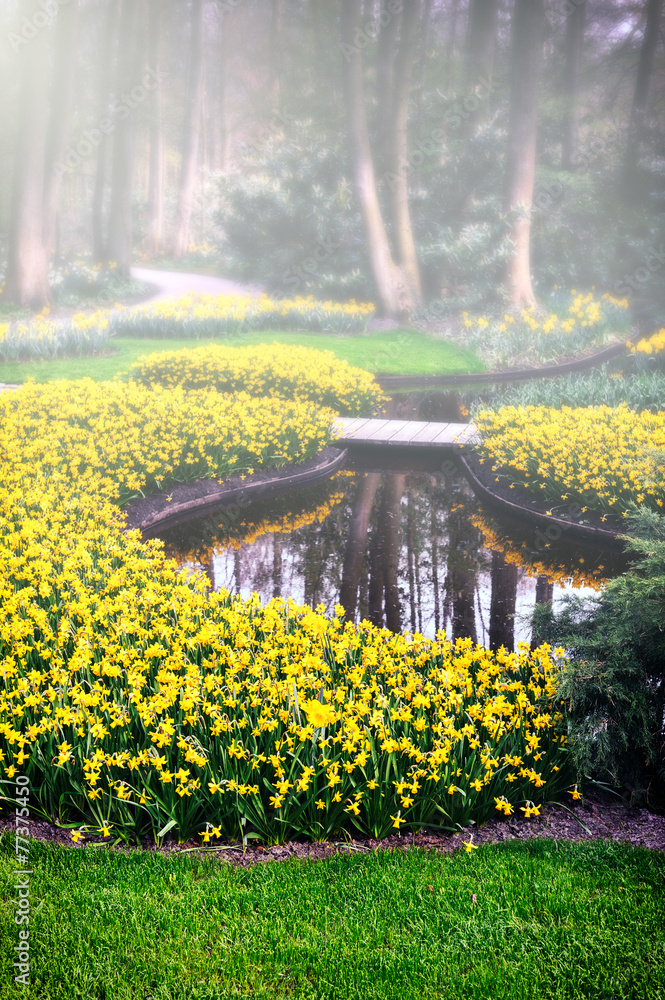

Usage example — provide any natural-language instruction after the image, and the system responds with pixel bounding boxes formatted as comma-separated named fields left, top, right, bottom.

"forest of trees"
left=1, top=0, right=663, bottom=324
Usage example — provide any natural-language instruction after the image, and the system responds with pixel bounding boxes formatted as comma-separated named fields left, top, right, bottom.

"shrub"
left=532, top=508, right=665, bottom=806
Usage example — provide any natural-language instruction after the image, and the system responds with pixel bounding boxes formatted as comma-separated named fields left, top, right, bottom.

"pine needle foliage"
left=531, top=508, right=665, bottom=807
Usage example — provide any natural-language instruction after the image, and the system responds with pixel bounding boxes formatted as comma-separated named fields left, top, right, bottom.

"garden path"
left=131, top=267, right=263, bottom=304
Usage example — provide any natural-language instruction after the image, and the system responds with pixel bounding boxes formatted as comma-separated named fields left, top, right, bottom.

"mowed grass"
left=0, top=330, right=483, bottom=384
left=1, top=837, right=663, bottom=1000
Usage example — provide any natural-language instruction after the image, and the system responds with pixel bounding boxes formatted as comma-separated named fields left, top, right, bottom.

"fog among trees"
left=0, top=0, right=663, bottom=325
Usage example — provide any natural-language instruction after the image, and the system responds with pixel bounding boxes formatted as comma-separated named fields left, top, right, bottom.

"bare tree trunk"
left=622, top=0, right=664, bottom=195
left=367, top=478, right=386, bottom=626
left=383, top=474, right=405, bottom=634
left=43, top=1, right=79, bottom=259
left=504, top=0, right=546, bottom=309
left=561, top=0, right=586, bottom=170
left=443, top=0, right=461, bottom=91
left=173, top=0, right=206, bottom=258
left=339, top=473, right=381, bottom=620
left=269, top=0, right=284, bottom=112
left=376, top=0, right=402, bottom=171
left=535, top=575, right=553, bottom=606
left=532, top=574, right=554, bottom=647
left=107, top=0, right=144, bottom=275
left=234, top=547, right=242, bottom=594
left=488, top=551, right=518, bottom=652
left=147, top=0, right=165, bottom=256
left=340, top=0, right=413, bottom=319
left=92, top=0, right=121, bottom=263
left=5, top=1, right=51, bottom=307
left=430, top=497, right=440, bottom=635
left=272, top=535, right=283, bottom=599
left=387, top=0, right=422, bottom=305
left=406, top=493, right=417, bottom=633
left=466, top=0, right=499, bottom=89
left=218, top=13, right=231, bottom=171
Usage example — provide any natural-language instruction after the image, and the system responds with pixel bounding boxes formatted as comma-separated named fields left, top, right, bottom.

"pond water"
left=157, top=391, right=629, bottom=650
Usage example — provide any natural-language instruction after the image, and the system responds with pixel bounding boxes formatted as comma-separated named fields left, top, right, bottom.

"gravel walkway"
left=131, top=267, right=263, bottom=304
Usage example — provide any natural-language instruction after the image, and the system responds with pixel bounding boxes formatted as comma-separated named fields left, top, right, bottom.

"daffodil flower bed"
left=0, top=379, right=336, bottom=506
left=0, top=293, right=376, bottom=364
left=0, top=376, right=574, bottom=846
left=0, top=310, right=112, bottom=362
left=458, top=292, right=631, bottom=369
left=475, top=405, right=665, bottom=518
left=630, top=328, right=665, bottom=367
left=127, top=343, right=386, bottom=415
left=111, top=292, right=376, bottom=337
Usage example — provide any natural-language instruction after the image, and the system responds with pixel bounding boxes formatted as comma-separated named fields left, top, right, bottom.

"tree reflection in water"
left=159, top=459, right=628, bottom=651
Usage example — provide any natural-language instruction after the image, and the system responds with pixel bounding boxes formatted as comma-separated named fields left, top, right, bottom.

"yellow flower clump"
left=631, top=328, right=665, bottom=356
left=128, top=342, right=386, bottom=416
left=476, top=404, right=665, bottom=516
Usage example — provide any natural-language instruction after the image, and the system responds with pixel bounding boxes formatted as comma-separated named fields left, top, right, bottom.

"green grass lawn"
left=1, top=837, right=663, bottom=999
left=0, top=330, right=483, bottom=384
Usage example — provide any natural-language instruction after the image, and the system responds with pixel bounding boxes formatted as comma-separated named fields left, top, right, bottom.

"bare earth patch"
left=2, top=788, right=663, bottom=864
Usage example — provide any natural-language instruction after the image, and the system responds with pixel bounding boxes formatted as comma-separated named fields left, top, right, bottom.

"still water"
left=157, top=393, right=627, bottom=650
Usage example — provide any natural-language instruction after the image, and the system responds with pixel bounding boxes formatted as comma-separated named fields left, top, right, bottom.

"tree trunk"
left=269, top=0, right=284, bottom=112
left=340, top=0, right=414, bottom=320
left=92, top=0, right=121, bottom=264
left=406, top=492, right=417, bottom=633
left=466, top=0, right=499, bottom=89
left=367, top=478, right=386, bottom=626
left=272, top=535, right=283, bottom=599
left=147, top=0, right=165, bottom=256
left=376, top=0, right=402, bottom=172
left=106, top=0, right=143, bottom=275
left=443, top=0, right=460, bottom=91
left=5, top=1, right=51, bottom=308
left=504, top=0, right=546, bottom=309
left=387, top=0, right=422, bottom=305
left=218, top=13, right=231, bottom=171
left=43, top=1, right=80, bottom=259
left=532, top=575, right=554, bottom=647
left=622, top=0, right=664, bottom=195
left=561, top=0, right=586, bottom=170
left=430, top=496, right=440, bottom=635
left=339, top=473, right=381, bottom=621
left=488, top=551, right=518, bottom=652
left=173, top=0, right=206, bottom=258
left=534, top=575, right=553, bottom=606
left=383, top=474, right=405, bottom=634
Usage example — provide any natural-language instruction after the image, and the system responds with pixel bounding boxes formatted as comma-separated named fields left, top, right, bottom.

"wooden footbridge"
left=333, top=417, right=480, bottom=449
